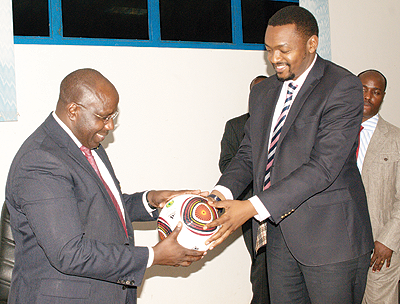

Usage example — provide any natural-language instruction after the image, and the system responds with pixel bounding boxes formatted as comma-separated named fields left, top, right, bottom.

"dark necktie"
left=256, top=82, right=298, bottom=252
left=80, top=146, right=128, bottom=237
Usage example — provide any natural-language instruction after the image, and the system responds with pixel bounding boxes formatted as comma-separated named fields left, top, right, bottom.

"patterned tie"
left=80, top=146, right=128, bottom=237
left=255, top=82, right=298, bottom=252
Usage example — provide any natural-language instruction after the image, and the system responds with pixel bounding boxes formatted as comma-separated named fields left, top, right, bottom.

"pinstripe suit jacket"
left=217, top=56, right=374, bottom=266
left=5, top=114, right=157, bottom=304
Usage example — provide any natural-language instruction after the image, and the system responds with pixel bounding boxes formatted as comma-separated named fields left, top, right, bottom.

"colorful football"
left=157, top=194, right=220, bottom=251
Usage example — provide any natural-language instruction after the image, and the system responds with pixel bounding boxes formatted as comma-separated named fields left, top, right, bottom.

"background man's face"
left=359, top=71, right=386, bottom=121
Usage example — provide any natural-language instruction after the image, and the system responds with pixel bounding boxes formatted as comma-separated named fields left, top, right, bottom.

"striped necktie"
left=256, top=82, right=297, bottom=252
left=80, top=146, right=128, bottom=237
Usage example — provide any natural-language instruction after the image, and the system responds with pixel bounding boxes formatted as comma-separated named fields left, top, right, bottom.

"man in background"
left=357, top=70, right=400, bottom=304
left=5, top=68, right=205, bottom=304
left=219, top=75, right=269, bottom=304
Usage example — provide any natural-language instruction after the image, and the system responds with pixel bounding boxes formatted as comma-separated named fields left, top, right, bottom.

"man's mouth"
left=273, top=63, right=289, bottom=73
left=363, top=101, right=372, bottom=107
left=96, top=132, right=108, bottom=141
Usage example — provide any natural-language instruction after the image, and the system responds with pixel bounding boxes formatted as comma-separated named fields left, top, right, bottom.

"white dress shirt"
left=357, top=114, right=378, bottom=172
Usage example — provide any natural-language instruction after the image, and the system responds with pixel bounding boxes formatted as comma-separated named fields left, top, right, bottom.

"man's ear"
left=307, top=35, right=318, bottom=54
left=67, top=103, right=79, bottom=121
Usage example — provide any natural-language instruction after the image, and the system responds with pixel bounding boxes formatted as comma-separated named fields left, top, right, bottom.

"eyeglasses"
left=75, top=103, right=119, bottom=124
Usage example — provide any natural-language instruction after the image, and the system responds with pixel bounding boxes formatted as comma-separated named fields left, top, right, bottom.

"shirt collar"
left=361, top=114, right=379, bottom=132
left=286, top=54, right=318, bottom=88
left=52, top=112, right=83, bottom=148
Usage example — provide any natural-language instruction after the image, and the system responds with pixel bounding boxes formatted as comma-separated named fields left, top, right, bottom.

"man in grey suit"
left=357, top=70, right=400, bottom=304
left=205, top=6, right=373, bottom=303
left=5, top=68, right=205, bottom=304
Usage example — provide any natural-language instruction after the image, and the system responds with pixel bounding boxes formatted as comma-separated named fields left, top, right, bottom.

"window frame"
left=13, top=0, right=299, bottom=50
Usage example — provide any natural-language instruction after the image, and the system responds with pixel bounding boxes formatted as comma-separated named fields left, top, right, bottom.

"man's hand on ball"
left=152, top=222, right=206, bottom=267
left=147, top=189, right=209, bottom=208
left=204, top=199, right=257, bottom=250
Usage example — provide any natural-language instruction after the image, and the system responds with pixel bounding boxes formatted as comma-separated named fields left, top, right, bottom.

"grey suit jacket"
left=5, top=114, right=158, bottom=304
left=362, top=115, right=400, bottom=253
left=217, top=56, right=374, bottom=266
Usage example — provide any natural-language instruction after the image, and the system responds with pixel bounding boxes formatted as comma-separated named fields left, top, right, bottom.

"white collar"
left=52, top=112, right=83, bottom=148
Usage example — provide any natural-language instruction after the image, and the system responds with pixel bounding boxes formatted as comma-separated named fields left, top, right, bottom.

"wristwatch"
left=207, top=194, right=221, bottom=202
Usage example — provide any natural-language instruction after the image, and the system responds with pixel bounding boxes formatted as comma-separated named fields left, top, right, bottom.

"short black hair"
left=268, top=6, right=319, bottom=40
left=357, top=69, right=387, bottom=91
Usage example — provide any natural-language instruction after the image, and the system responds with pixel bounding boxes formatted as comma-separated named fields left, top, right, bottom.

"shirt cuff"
left=142, top=191, right=157, bottom=214
left=147, top=246, right=154, bottom=268
left=249, top=196, right=271, bottom=222
left=213, top=185, right=234, bottom=200
left=213, top=185, right=270, bottom=221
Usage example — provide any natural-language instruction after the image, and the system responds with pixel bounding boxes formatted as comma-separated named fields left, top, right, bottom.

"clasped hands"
left=149, top=189, right=257, bottom=267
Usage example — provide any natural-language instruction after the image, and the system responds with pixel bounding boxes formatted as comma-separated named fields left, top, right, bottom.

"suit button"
left=122, top=286, right=126, bottom=290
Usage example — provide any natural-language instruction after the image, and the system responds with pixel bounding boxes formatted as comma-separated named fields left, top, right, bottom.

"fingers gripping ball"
left=157, top=194, right=220, bottom=250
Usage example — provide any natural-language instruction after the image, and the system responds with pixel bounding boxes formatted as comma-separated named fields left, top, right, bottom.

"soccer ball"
left=157, top=194, right=220, bottom=251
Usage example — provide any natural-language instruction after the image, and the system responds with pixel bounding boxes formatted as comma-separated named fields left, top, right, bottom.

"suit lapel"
left=95, top=145, right=133, bottom=236
left=280, top=56, right=325, bottom=142
left=256, top=81, right=282, bottom=183
left=362, top=116, right=388, bottom=175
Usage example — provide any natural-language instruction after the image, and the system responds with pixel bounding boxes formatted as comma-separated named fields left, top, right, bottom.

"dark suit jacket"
left=217, top=56, right=374, bottom=266
left=5, top=114, right=158, bottom=304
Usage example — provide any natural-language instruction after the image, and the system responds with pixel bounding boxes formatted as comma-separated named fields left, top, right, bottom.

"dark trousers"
left=266, top=222, right=370, bottom=304
left=250, top=246, right=270, bottom=304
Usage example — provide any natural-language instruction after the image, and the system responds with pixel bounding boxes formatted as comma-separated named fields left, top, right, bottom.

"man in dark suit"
left=5, top=68, right=205, bottom=304
left=219, top=75, right=269, bottom=304
left=205, top=6, right=373, bottom=303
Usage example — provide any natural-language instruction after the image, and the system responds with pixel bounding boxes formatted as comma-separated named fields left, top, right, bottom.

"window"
left=12, top=0, right=49, bottom=37
left=242, top=0, right=298, bottom=44
left=159, top=0, right=232, bottom=43
left=13, top=0, right=299, bottom=50
left=62, top=0, right=149, bottom=40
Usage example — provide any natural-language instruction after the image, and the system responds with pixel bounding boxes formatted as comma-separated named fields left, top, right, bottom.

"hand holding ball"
left=157, top=194, right=220, bottom=251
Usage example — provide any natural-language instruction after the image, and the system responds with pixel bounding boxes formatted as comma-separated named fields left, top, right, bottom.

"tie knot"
left=80, top=146, right=92, bottom=157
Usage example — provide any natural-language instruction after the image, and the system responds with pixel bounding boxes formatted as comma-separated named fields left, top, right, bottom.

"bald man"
left=5, top=68, right=205, bottom=304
